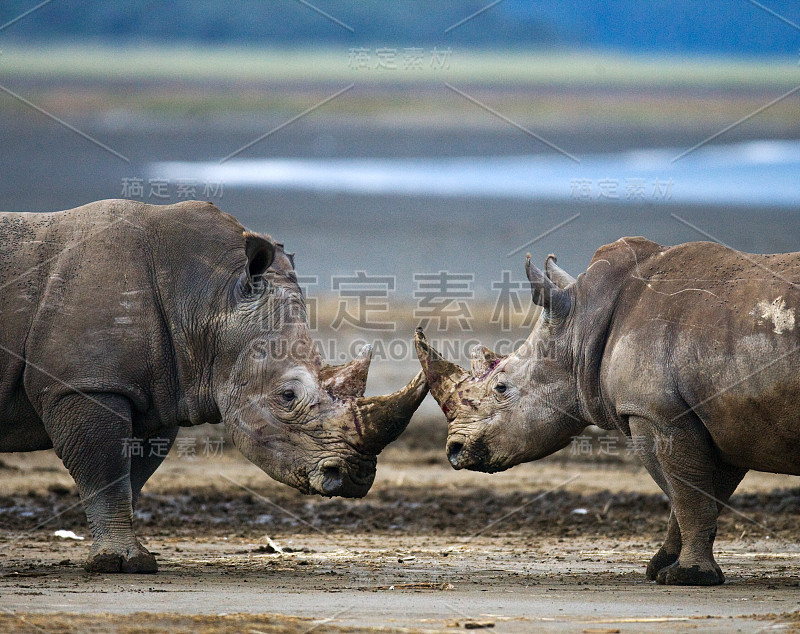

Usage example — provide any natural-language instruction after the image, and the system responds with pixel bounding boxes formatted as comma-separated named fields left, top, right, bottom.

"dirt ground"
left=1, top=435, right=799, bottom=633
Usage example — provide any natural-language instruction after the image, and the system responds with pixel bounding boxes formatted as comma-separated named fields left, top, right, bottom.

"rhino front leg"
left=646, top=509, right=681, bottom=580
left=646, top=463, right=746, bottom=580
left=629, top=415, right=724, bottom=586
left=43, top=393, right=157, bottom=573
left=130, top=428, right=179, bottom=510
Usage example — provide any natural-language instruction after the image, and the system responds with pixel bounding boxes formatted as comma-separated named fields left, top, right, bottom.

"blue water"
left=151, top=139, right=800, bottom=208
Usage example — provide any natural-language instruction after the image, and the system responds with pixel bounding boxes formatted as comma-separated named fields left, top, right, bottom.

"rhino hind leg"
left=629, top=415, right=728, bottom=585
left=44, top=393, right=157, bottom=574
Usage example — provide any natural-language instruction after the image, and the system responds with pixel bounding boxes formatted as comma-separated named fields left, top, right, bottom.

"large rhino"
left=416, top=237, right=800, bottom=585
left=0, top=199, right=427, bottom=573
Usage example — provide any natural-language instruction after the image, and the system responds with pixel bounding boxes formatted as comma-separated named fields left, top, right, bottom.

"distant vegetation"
left=0, top=0, right=797, bottom=56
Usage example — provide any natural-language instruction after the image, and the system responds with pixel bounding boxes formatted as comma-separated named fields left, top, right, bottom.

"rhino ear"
left=244, top=232, right=275, bottom=289
left=525, top=254, right=571, bottom=320
left=545, top=254, right=576, bottom=289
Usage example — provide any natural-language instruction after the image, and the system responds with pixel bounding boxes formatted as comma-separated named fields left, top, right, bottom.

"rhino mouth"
left=310, top=455, right=377, bottom=498
left=446, top=435, right=502, bottom=472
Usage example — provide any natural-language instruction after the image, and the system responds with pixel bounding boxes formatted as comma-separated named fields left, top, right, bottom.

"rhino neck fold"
left=154, top=298, right=222, bottom=427
left=570, top=272, right=626, bottom=432
left=176, top=364, right=220, bottom=427
left=145, top=226, right=237, bottom=428
left=570, top=238, right=667, bottom=431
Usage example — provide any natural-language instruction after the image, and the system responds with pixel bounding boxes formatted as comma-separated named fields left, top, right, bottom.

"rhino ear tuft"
left=244, top=232, right=275, bottom=284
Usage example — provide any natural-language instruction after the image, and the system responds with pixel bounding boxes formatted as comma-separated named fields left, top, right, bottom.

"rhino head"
left=213, top=232, right=428, bottom=497
left=415, top=254, right=584, bottom=473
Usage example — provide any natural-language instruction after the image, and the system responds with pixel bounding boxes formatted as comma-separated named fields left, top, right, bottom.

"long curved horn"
left=354, top=370, right=429, bottom=454
left=545, top=254, right=576, bottom=289
left=321, top=344, right=372, bottom=398
left=414, top=328, right=468, bottom=417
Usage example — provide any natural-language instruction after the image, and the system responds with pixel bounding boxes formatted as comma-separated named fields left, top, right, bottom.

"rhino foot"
left=645, top=548, right=679, bottom=581
left=655, top=561, right=724, bottom=586
left=85, top=544, right=158, bottom=574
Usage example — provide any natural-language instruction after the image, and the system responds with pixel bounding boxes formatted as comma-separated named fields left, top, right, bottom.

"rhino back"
left=601, top=240, right=800, bottom=474
left=0, top=199, right=245, bottom=450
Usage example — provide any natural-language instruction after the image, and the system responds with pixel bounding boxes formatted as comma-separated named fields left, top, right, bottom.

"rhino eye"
left=494, top=383, right=507, bottom=395
left=281, top=389, right=296, bottom=402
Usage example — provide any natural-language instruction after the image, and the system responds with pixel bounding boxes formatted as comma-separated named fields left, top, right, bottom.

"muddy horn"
left=414, top=327, right=468, bottom=418
left=354, top=370, right=429, bottom=454
left=321, top=344, right=372, bottom=398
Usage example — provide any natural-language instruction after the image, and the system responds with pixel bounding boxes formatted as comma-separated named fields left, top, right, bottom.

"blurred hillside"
left=1, top=0, right=798, bottom=56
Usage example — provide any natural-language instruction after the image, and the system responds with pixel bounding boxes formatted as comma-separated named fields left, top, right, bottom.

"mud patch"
left=2, top=485, right=798, bottom=542
left=752, top=296, right=796, bottom=334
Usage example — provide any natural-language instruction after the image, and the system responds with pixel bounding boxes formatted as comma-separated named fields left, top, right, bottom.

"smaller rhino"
left=416, top=237, right=800, bottom=585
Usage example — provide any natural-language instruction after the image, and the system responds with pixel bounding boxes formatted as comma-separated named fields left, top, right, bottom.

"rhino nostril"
left=321, top=464, right=344, bottom=495
left=447, top=440, right=465, bottom=467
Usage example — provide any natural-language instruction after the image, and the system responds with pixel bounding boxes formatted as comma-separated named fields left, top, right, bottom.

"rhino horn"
left=321, top=344, right=372, bottom=398
left=545, top=254, right=576, bottom=289
left=470, top=344, right=501, bottom=378
left=354, top=370, right=429, bottom=454
left=414, top=328, right=468, bottom=415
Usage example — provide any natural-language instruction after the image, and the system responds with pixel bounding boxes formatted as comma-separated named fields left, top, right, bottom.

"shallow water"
left=152, top=139, right=800, bottom=207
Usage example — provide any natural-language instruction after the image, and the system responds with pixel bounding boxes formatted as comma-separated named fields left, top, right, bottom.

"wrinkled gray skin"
left=0, top=200, right=427, bottom=573
left=417, top=237, right=800, bottom=586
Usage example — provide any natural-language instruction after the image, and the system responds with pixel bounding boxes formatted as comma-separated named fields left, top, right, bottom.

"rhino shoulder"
left=148, top=200, right=244, bottom=235
left=588, top=236, right=666, bottom=273
left=50, top=199, right=234, bottom=232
